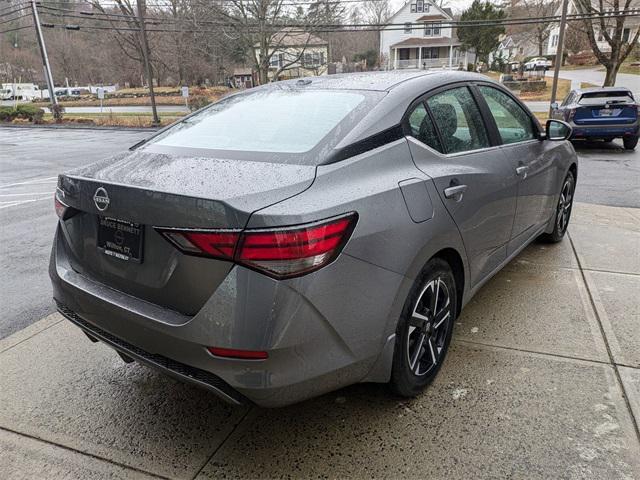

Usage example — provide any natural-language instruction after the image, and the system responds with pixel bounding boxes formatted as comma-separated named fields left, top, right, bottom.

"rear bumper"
left=50, top=224, right=404, bottom=407
left=570, top=121, right=638, bottom=139
left=56, top=301, right=250, bottom=406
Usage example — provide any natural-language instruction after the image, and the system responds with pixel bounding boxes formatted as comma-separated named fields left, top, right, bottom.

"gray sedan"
left=50, top=71, right=577, bottom=407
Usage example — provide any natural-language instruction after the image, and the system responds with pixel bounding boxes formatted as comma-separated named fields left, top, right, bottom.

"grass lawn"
left=483, top=72, right=571, bottom=101
left=41, top=111, right=186, bottom=127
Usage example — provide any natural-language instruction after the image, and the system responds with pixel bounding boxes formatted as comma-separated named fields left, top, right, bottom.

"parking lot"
left=1, top=126, right=639, bottom=478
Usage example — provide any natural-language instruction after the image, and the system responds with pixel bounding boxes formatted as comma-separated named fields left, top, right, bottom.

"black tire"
left=540, top=170, right=575, bottom=243
left=390, top=258, right=457, bottom=397
left=623, top=136, right=638, bottom=150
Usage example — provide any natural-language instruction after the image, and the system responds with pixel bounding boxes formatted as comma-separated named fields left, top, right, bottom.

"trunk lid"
left=57, top=150, right=316, bottom=315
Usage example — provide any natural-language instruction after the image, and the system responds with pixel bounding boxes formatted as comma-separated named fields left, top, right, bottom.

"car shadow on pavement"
left=571, top=139, right=631, bottom=154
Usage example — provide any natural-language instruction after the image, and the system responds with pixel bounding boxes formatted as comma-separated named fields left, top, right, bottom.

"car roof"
left=573, top=86, right=632, bottom=95
left=269, top=69, right=488, bottom=92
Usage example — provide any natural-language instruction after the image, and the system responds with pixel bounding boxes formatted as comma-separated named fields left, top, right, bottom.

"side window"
left=478, top=86, right=536, bottom=145
left=407, top=102, right=443, bottom=153
left=426, top=87, right=490, bottom=154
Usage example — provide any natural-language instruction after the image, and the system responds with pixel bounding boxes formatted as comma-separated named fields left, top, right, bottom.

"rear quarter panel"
left=246, top=139, right=469, bottom=363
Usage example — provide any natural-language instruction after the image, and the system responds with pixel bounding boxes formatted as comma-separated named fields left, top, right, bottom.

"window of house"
left=424, top=23, right=441, bottom=36
left=269, top=53, right=284, bottom=68
left=426, top=87, right=490, bottom=154
left=411, top=1, right=429, bottom=12
left=478, top=86, right=536, bottom=145
left=408, top=103, right=442, bottom=152
left=303, top=51, right=325, bottom=67
left=404, top=22, right=412, bottom=33
left=623, top=28, right=631, bottom=42
left=551, top=34, right=558, bottom=47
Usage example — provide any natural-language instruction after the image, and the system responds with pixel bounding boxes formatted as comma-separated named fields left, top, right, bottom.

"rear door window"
left=478, top=86, right=536, bottom=145
left=425, top=87, right=490, bottom=154
left=407, top=102, right=443, bottom=153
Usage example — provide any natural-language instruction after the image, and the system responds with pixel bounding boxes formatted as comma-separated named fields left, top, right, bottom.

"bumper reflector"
left=207, top=346, right=268, bottom=360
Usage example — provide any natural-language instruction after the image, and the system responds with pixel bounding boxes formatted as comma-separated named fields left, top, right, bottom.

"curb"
left=0, top=124, right=159, bottom=133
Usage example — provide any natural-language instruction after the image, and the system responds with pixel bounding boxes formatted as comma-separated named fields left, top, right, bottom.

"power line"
left=36, top=2, right=640, bottom=28
left=0, top=12, right=32, bottom=25
left=0, top=24, right=32, bottom=34
left=35, top=10, right=640, bottom=35
left=0, top=4, right=31, bottom=16
left=36, top=8, right=640, bottom=32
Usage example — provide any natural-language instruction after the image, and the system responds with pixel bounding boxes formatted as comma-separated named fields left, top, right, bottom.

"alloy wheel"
left=406, top=277, right=452, bottom=376
left=556, top=176, right=574, bottom=234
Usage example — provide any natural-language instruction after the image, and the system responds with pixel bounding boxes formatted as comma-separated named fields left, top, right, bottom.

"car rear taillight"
left=156, top=213, right=357, bottom=279
left=54, top=193, right=76, bottom=220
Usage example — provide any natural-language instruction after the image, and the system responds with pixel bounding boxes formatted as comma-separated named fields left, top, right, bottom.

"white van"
left=0, top=83, right=42, bottom=101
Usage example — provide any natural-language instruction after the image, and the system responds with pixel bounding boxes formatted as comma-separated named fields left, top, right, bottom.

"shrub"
left=15, top=104, right=45, bottom=123
left=50, top=104, right=65, bottom=123
left=0, top=106, right=14, bottom=121
left=188, top=95, right=212, bottom=112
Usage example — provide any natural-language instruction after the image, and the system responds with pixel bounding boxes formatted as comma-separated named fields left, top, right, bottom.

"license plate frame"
left=97, top=216, right=144, bottom=263
left=597, top=108, right=613, bottom=117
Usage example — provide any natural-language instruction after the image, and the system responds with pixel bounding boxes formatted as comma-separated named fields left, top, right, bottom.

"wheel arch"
left=431, top=247, right=465, bottom=318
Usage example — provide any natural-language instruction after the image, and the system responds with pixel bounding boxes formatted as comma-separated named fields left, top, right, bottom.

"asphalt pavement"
left=0, top=128, right=146, bottom=339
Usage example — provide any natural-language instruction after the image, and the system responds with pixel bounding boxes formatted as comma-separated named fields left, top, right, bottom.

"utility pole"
left=549, top=0, right=568, bottom=117
left=136, top=0, right=160, bottom=127
left=31, top=0, right=57, bottom=108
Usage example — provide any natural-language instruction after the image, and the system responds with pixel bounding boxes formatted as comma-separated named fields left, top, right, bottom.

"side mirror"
left=545, top=119, right=572, bottom=141
left=550, top=102, right=559, bottom=111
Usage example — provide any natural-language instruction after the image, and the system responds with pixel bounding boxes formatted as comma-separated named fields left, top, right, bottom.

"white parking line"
left=0, top=176, right=57, bottom=189
left=0, top=192, right=53, bottom=197
left=0, top=197, right=51, bottom=209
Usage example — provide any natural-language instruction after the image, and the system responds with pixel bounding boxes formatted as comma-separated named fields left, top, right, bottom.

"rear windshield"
left=579, top=91, right=634, bottom=104
left=149, top=89, right=367, bottom=154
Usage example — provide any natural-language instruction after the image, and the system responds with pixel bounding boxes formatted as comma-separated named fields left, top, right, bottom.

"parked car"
left=524, top=57, right=552, bottom=71
left=50, top=71, right=577, bottom=407
left=551, top=87, right=639, bottom=150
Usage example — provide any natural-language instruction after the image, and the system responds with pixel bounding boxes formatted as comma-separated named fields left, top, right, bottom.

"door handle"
left=443, top=184, right=467, bottom=201
left=516, top=166, right=529, bottom=178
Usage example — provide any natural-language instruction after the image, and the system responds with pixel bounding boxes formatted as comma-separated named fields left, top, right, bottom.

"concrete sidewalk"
left=1, top=202, right=639, bottom=479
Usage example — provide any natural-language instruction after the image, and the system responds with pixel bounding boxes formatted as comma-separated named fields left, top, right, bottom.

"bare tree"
left=219, top=0, right=337, bottom=84
left=574, top=0, right=640, bottom=85
left=361, top=0, right=392, bottom=26
left=518, top=0, right=561, bottom=56
left=564, top=22, right=591, bottom=55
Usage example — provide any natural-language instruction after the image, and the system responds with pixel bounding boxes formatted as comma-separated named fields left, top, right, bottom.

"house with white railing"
left=380, top=0, right=473, bottom=70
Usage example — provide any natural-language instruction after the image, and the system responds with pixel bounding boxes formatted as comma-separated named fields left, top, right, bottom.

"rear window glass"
left=149, top=90, right=366, bottom=154
left=579, top=91, right=634, bottom=104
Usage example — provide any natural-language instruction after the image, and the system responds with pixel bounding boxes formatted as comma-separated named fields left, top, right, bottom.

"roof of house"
left=390, top=37, right=462, bottom=48
left=233, top=68, right=252, bottom=76
left=254, top=28, right=328, bottom=48
left=416, top=14, right=449, bottom=21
